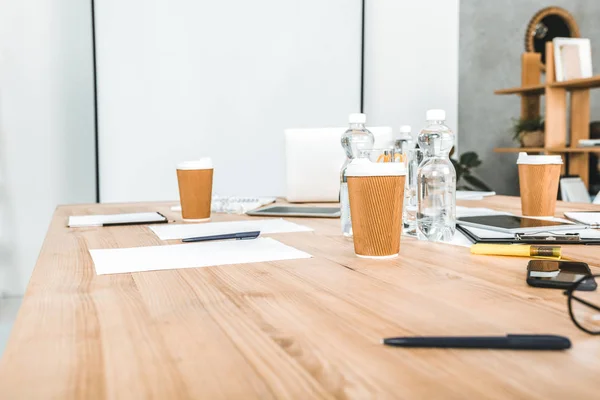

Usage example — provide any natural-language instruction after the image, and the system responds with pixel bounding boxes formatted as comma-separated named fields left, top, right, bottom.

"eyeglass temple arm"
left=571, top=295, right=600, bottom=313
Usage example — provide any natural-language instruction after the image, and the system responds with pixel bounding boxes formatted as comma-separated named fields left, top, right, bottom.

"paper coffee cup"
left=517, top=152, right=562, bottom=217
left=177, top=158, right=214, bottom=221
left=347, top=161, right=406, bottom=259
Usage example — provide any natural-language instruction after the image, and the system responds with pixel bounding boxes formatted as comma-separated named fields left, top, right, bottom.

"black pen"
left=382, top=334, right=571, bottom=350
left=182, top=231, right=261, bottom=243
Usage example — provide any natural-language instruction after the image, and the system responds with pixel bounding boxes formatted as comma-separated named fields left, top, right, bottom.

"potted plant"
left=512, top=116, right=545, bottom=147
left=451, top=151, right=493, bottom=191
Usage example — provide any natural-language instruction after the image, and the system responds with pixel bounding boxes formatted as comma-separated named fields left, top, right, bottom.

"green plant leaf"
left=462, top=174, right=493, bottom=191
left=459, top=152, right=482, bottom=168
left=511, top=116, right=544, bottom=141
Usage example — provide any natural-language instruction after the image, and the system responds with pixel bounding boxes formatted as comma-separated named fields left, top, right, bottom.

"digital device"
left=246, top=205, right=340, bottom=218
left=284, top=127, right=393, bottom=202
left=457, top=214, right=586, bottom=233
left=527, top=260, right=596, bottom=290
left=559, top=176, right=591, bottom=203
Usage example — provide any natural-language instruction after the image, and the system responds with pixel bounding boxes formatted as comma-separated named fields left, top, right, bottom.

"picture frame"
left=553, top=37, right=593, bottom=82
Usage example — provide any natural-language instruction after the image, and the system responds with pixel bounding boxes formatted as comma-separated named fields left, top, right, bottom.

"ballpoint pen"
left=382, top=334, right=571, bottom=350
left=182, top=231, right=260, bottom=243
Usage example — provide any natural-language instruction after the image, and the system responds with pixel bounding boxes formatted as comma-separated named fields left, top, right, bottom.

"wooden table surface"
left=1, top=196, right=599, bottom=399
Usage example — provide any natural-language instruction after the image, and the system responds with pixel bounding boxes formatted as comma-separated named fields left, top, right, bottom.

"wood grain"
left=520, top=52, right=541, bottom=120
left=0, top=196, right=599, bottom=399
left=569, top=88, right=591, bottom=187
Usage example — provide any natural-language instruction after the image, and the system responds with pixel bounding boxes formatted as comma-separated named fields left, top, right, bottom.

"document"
left=89, top=237, right=312, bottom=275
left=149, top=218, right=313, bottom=240
left=564, top=211, right=600, bottom=227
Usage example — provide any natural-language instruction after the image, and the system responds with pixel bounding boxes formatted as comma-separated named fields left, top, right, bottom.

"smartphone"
left=527, top=260, right=596, bottom=290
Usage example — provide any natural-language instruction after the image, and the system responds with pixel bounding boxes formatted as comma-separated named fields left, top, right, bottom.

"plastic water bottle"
left=394, top=125, right=414, bottom=157
left=340, top=113, right=374, bottom=237
left=416, top=109, right=456, bottom=242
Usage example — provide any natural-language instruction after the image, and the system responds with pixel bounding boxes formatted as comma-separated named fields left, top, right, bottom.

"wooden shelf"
left=493, top=45, right=597, bottom=189
left=494, top=75, right=600, bottom=95
left=494, top=85, right=545, bottom=95
left=494, top=147, right=600, bottom=153
left=551, top=147, right=600, bottom=153
left=494, top=147, right=544, bottom=153
left=549, top=75, right=600, bottom=90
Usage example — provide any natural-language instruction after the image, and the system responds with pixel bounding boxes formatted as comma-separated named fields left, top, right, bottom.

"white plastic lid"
left=516, top=152, right=563, bottom=165
left=426, top=109, right=446, bottom=121
left=399, top=125, right=411, bottom=133
left=349, top=113, right=367, bottom=124
left=346, top=161, right=406, bottom=177
left=177, top=158, right=213, bottom=170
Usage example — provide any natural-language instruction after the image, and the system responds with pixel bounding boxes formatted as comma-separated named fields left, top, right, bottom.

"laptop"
left=284, top=127, right=393, bottom=202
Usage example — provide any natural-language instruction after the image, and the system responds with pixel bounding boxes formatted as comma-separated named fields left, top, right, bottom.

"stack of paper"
left=89, top=237, right=312, bottom=275
left=150, top=218, right=312, bottom=240
left=564, top=211, right=600, bottom=227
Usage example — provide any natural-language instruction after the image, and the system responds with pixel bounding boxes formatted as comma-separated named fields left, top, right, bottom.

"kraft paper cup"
left=347, top=161, right=406, bottom=259
left=517, top=152, right=562, bottom=217
left=176, top=158, right=214, bottom=222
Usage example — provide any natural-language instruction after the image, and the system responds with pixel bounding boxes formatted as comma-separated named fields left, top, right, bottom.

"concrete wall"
left=0, top=0, right=96, bottom=295
left=459, top=0, right=600, bottom=195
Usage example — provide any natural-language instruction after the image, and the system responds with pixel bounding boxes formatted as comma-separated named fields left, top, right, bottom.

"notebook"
left=564, top=211, right=600, bottom=228
left=68, top=212, right=167, bottom=228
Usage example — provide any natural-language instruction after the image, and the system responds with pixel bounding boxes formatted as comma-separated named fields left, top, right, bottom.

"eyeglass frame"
left=563, top=273, right=600, bottom=335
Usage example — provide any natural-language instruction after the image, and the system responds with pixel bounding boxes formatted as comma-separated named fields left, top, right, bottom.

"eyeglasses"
left=563, top=274, right=600, bottom=335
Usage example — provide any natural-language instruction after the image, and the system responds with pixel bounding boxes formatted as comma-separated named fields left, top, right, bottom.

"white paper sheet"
left=456, top=206, right=511, bottom=218
left=69, top=212, right=166, bottom=227
left=89, top=237, right=312, bottom=275
left=149, top=218, right=313, bottom=240
left=456, top=191, right=496, bottom=201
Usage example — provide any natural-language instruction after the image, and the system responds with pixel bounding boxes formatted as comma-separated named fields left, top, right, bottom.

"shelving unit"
left=494, top=42, right=599, bottom=188
left=495, top=147, right=600, bottom=153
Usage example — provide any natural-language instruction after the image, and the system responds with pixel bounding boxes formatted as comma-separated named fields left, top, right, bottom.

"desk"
left=0, top=196, right=599, bottom=399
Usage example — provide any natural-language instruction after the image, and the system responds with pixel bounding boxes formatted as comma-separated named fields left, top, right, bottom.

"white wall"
left=0, top=0, right=96, bottom=295
left=95, top=0, right=362, bottom=202
left=364, top=0, right=459, bottom=145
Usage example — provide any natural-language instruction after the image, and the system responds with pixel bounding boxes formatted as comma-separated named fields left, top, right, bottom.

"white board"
left=95, top=0, right=362, bottom=201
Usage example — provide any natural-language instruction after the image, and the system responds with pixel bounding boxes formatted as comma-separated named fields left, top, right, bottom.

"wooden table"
left=1, top=196, right=599, bottom=399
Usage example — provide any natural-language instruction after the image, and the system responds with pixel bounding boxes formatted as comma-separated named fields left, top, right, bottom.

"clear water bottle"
left=416, top=109, right=456, bottom=242
left=340, top=113, right=374, bottom=237
left=394, top=125, right=414, bottom=157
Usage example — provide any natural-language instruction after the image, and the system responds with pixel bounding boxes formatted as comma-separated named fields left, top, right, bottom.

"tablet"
left=457, top=214, right=586, bottom=233
left=246, top=205, right=340, bottom=218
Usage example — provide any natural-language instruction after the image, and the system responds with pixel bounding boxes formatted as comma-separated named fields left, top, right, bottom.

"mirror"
left=525, top=7, right=580, bottom=70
